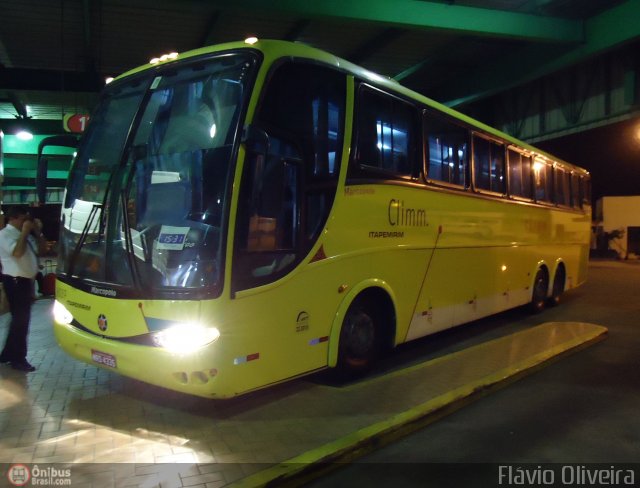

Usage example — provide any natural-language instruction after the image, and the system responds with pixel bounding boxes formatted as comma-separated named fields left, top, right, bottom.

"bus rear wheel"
left=337, top=297, right=381, bottom=376
left=548, top=266, right=566, bottom=307
left=529, top=268, right=549, bottom=314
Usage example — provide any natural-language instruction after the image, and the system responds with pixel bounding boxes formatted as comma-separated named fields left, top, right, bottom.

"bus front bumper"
left=53, top=320, right=230, bottom=398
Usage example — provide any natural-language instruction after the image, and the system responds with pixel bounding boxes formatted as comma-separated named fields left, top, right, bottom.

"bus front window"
left=58, top=77, right=146, bottom=285
left=59, top=53, right=256, bottom=295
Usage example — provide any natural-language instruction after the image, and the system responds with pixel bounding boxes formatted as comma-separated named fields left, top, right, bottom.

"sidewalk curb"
left=231, top=324, right=608, bottom=488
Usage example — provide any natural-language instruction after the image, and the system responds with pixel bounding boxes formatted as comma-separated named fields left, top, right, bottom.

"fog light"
left=53, top=300, right=73, bottom=324
left=153, top=323, right=220, bottom=354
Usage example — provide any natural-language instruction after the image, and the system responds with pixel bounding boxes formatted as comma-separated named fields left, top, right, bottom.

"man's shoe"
left=11, top=361, right=36, bottom=372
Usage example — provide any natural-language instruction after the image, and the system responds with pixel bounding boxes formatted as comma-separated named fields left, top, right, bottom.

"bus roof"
left=115, top=38, right=588, bottom=176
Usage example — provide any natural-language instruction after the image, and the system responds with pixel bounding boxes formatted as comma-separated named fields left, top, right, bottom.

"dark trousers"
left=0, top=276, right=33, bottom=363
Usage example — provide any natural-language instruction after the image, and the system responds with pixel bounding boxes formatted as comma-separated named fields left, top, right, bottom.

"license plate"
left=91, top=349, right=117, bottom=369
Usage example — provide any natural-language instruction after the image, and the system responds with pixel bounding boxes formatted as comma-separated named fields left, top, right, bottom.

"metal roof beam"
left=394, top=37, right=470, bottom=82
left=394, top=59, right=431, bottom=82
left=82, top=0, right=97, bottom=73
left=222, top=0, right=584, bottom=43
left=5, top=93, right=28, bottom=119
left=283, top=19, right=312, bottom=42
left=440, top=0, right=640, bottom=107
left=348, top=28, right=404, bottom=64
left=199, top=10, right=221, bottom=47
left=0, top=68, right=104, bottom=93
left=0, top=32, right=11, bottom=68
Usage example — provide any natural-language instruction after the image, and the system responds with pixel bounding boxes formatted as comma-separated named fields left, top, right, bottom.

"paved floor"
left=0, top=261, right=628, bottom=487
left=308, top=260, right=640, bottom=487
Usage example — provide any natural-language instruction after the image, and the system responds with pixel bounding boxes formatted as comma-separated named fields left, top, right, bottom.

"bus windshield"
left=58, top=52, right=256, bottom=296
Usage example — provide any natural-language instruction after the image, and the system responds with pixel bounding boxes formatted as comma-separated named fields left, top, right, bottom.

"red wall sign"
left=63, top=114, right=90, bottom=133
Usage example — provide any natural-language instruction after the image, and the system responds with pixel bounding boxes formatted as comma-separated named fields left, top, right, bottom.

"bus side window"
left=533, top=160, right=552, bottom=203
left=352, top=86, right=418, bottom=179
left=555, top=167, right=571, bottom=207
left=473, top=135, right=505, bottom=194
left=571, top=173, right=581, bottom=208
left=581, top=174, right=592, bottom=207
left=248, top=140, right=299, bottom=252
left=424, top=112, right=469, bottom=187
left=507, top=148, right=533, bottom=199
left=522, top=154, right=533, bottom=198
left=233, top=61, right=346, bottom=291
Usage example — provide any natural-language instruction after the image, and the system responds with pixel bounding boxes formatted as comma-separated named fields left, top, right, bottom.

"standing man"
left=0, top=207, right=47, bottom=372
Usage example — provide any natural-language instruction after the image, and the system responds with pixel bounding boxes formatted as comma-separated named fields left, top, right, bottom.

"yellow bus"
left=53, top=39, right=591, bottom=398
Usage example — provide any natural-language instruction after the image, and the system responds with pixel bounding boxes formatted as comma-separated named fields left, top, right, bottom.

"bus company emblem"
left=296, top=311, right=310, bottom=332
left=388, top=199, right=428, bottom=227
left=98, top=314, right=108, bottom=331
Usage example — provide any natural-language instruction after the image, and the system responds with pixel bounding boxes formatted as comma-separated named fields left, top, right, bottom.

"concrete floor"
left=0, top=260, right=637, bottom=487
left=308, top=260, right=640, bottom=487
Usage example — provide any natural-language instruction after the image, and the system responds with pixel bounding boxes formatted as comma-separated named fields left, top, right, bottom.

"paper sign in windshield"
left=157, top=226, right=190, bottom=250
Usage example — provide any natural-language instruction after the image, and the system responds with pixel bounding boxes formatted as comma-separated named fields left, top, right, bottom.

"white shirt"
left=0, top=224, right=39, bottom=278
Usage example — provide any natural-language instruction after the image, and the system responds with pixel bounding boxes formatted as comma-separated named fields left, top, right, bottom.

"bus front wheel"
left=529, top=268, right=549, bottom=314
left=337, top=297, right=381, bottom=375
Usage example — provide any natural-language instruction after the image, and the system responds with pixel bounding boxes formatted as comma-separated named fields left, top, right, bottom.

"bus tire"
left=548, top=265, right=566, bottom=307
left=337, top=296, right=381, bottom=376
left=529, top=268, right=549, bottom=314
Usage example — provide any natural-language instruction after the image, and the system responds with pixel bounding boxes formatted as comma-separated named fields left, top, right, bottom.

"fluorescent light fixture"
left=152, top=322, right=220, bottom=354
left=16, top=130, right=33, bottom=141
left=53, top=300, right=74, bottom=325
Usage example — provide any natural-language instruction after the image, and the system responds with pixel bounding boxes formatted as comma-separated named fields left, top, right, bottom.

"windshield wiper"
left=97, top=171, right=116, bottom=239
left=67, top=166, right=115, bottom=275
left=68, top=201, right=103, bottom=276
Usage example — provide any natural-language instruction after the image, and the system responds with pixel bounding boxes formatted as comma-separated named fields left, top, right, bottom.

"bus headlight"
left=152, top=323, right=220, bottom=354
left=53, top=300, right=74, bottom=325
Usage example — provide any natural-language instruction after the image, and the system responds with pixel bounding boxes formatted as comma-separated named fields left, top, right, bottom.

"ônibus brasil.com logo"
left=7, top=464, right=30, bottom=486
left=7, top=464, right=72, bottom=486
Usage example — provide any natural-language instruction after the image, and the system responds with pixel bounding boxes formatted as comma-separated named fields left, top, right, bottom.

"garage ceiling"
left=1, top=0, right=637, bottom=121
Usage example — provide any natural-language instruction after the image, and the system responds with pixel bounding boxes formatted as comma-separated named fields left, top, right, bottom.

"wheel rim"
left=532, top=270, right=548, bottom=311
left=535, top=274, right=546, bottom=300
left=553, top=270, right=565, bottom=297
left=344, top=309, right=375, bottom=358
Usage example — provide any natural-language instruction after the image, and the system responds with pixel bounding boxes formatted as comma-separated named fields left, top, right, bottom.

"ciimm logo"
left=7, top=464, right=30, bottom=486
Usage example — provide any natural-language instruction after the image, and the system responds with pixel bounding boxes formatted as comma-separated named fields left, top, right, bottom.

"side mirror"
left=242, top=125, right=271, bottom=212
left=241, top=124, right=270, bottom=156
left=130, top=143, right=148, bottom=162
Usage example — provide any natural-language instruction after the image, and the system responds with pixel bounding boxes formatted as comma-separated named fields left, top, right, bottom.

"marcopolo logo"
left=7, top=464, right=30, bottom=486
left=90, top=286, right=117, bottom=297
left=7, top=464, right=71, bottom=486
